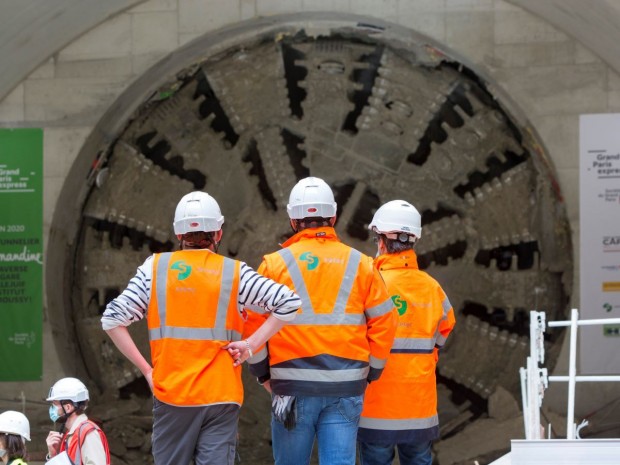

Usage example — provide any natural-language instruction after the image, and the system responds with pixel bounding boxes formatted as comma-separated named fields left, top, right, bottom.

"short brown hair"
left=381, top=235, right=415, bottom=254
left=292, top=217, right=332, bottom=231
left=180, top=231, right=217, bottom=249
left=1, top=433, right=29, bottom=462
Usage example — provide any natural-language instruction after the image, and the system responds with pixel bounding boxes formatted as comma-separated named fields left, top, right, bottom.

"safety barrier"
left=520, top=308, right=620, bottom=440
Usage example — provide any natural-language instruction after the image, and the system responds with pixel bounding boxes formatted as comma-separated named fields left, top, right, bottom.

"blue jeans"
left=271, top=395, right=363, bottom=465
left=358, top=440, right=433, bottom=465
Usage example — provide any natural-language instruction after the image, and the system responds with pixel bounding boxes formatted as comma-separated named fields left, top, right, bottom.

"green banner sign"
left=0, top=128, right=43, bottom=381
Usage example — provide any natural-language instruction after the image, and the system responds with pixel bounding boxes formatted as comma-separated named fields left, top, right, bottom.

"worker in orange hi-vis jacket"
left=358, top=200, right=456, bottom=465
left=102, top=191, right=300, bottom=465
left=244, top=177, right=398, bottom=465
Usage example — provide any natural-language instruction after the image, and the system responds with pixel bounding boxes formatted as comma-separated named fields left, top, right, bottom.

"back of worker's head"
left=0, top=411, right=31, bottom=456
left=46, top=377, right=90, bottom=423
left=287, top=177, right=337, bottom=232
left=173, top=191, right=224, bottom=250
left=369, top=200, right=422, bottom=254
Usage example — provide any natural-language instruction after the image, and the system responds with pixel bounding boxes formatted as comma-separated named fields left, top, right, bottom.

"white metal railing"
left=520, top=309, right=620, bottom=440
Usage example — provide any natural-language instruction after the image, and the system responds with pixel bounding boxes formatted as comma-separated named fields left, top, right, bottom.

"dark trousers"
left=152, top=398, right=239, bottom=465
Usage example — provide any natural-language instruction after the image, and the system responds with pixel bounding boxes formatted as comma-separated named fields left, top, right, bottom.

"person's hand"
left=46, top=431, right=62, bottom=457
left=262, top=379, right=272, bottom=394
left=222, top=340, right=253, bottom=367
left=144, top=367, right=154, bottom=393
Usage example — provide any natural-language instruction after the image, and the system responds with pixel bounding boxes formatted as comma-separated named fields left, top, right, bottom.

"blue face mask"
left=49, top=404, right=61, bottom=423
left=0, top=448, right=6, bottom=458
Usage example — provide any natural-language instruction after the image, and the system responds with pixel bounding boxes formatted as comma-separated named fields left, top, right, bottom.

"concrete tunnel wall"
left=0, top=0, right=618, bottom=430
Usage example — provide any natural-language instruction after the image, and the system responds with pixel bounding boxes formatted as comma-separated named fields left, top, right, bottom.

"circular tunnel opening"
left=48, top=15, right=573, bottom=464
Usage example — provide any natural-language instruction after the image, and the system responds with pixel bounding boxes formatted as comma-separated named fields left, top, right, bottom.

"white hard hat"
left=287, top=177, right=337, bottom=220
left=46, top=377, right=89, bottom=403
left=369, top=200, right=422, bottom=240
left=173, top=191, right=224, bottom=235
left=0, top=411, right=30, bottom=443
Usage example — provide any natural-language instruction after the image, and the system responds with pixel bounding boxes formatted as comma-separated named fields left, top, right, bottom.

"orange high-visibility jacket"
left=147, top=250, right=245, bottom=406
left=358, top=249, right=456, bottom=444
left=246, top=227, right=397, bottom=397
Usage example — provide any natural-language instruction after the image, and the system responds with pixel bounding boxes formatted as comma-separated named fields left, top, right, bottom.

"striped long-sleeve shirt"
left=101, top=254, right=300, bottom=330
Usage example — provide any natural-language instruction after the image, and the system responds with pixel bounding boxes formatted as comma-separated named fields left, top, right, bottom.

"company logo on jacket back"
left=299, top=252, right=319, bottom=270
left=391, top=295, right=408, bottom=316
left=171, top=260, right=192, bottom=280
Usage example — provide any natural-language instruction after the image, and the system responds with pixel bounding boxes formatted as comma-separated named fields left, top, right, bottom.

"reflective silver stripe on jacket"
left=369, top=354, right=387, bottom=369
left=434, top=296, right=452, bottom=347
left=277, top=248, right=315, bottom=315
left=154, top=327, right=241, bottom=340
left=391, top=337, right=435, bottom=352
left=149, top=253, right=241, bottom=341
left=365, top=298, right=394, bottom=319
left=358, top=414, right=439, bottom=430
left=286, top=313, right=366, bottom=326
left=271, top=366, right=369, bottom=382
left=442, top=296, right=452, bottom=316
left=152, top=252, right=172, bottom=341
left=278, top=248, right=363, bottom=326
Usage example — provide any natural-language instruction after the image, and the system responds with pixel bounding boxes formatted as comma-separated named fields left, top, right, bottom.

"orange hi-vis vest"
left=147, top=250, right=245, bottom=406
left=358, top=249, right=456, bottom=444
left=60, top=420, right=110, bottom=465
left=247, top=227, right=397, bottom=397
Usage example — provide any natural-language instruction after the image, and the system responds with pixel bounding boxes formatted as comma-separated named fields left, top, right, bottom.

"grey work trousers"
left=152, top=397, right=239, bottom=465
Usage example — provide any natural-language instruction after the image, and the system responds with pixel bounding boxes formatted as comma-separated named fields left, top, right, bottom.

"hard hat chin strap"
left=382, top=231, right=417, bottom=243
left=377, top=232, right=418, bottom=254
left=56, top=401, right=76, bottom=424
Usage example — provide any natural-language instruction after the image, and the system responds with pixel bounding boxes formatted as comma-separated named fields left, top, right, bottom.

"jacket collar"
left=281, top=226, right=339, bottom=248
left=67, top=414, right=89, bottom=434
left=374, top=249, right=420, bottom=271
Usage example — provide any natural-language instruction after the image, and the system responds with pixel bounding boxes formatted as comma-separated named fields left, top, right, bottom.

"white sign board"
left=579, top=114, right=620, bottom=374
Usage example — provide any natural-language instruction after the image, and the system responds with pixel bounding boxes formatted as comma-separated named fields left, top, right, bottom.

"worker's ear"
left=61, top=401, right=76, bottom=415
left=329, top=216, right=337, bottom=227
left=378, top=236, right=388, bottom=255
left=214, top=230, right=223, bottom=242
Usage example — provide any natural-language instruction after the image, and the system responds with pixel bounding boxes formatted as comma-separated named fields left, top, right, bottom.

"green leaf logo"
left=171, top=260, right=192, bottom=280
left=299, top=252, right=319, bottom=271
left=391, top=295, right=408, bottom=316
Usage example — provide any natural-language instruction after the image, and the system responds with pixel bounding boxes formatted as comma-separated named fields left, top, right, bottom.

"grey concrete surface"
left=0, top=0, right=143, bottom=100
left=3, top=0, right=620, bottom=105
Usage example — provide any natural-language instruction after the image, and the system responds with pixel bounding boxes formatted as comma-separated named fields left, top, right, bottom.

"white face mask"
left=0, top=448, right=6, bottom=458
